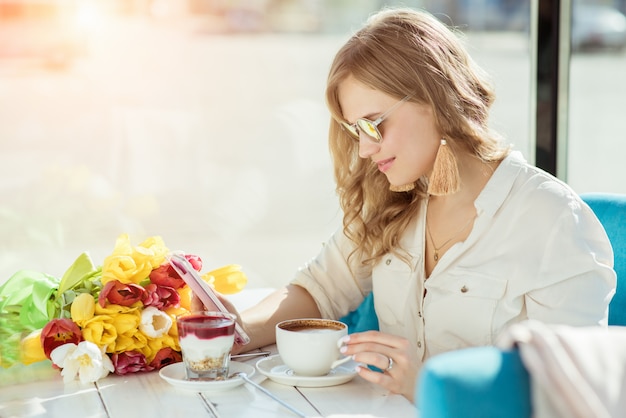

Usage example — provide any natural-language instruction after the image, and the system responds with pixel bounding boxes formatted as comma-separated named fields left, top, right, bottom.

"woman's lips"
left=376, top=158, right=395, bottom=173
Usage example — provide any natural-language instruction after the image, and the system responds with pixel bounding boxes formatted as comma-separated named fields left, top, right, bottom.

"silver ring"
left=384, top=356, right=394, bottom=372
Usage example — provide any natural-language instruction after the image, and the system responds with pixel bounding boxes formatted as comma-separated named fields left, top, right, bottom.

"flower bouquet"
left=0, top=234, right=247, bottom=384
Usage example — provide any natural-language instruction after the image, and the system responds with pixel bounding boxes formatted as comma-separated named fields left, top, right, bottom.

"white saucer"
left=159, top=361, right=255, bottom=391
left=256, top=355, right=358, bottom=387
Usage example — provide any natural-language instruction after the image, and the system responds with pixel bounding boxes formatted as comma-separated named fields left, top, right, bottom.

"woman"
left=198, top=8, right=616, bottom=401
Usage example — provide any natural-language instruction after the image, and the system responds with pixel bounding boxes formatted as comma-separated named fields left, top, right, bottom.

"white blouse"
left=291, top=151, right=617, bottom=362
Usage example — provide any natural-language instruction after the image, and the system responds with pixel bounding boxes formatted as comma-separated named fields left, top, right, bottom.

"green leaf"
left=57, top=253, right=97, bottom=295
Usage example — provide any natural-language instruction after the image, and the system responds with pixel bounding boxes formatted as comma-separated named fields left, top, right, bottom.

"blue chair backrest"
left=340, top=293, right=379, bottom=333
left=581, top=193, right=626, bottom=326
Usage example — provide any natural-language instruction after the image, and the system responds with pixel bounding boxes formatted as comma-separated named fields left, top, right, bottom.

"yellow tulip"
left=203, top=264, right=248, bottom=295
left=130, top=333, right=153, bottom=358
left=71, top=293, right=96, bottom=326
left=111, top=312, right=141, bottom=335
left=164, top=307, right=187, bottom=341
left=101, top=234, right=168, bottom=285
left=95, top=303, right=139, bottom=316
left=81, top=316, right=118, bottom=349
left=20, top=330, right=47, bottom=365
left=110, top=334, right=138, bottom=353
left=165, top=306, right=188, bottom=317
left=135, top=236, right=168, bottom=270
left=111, top=331, right=149, bottom=355
left=145, top=333, right=180, bottom=362
left=79, top=305, right=142, bottom=353
left=177, top=286, right=193, bottom=311
left=146, top=338, right=164, bottom=357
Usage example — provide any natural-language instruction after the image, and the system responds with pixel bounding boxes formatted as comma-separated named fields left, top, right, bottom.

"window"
left=7, top=1, right=622, bottom=289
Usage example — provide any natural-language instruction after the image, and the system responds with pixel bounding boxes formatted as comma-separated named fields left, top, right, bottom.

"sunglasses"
left=340, top=95, right=412, bottom=143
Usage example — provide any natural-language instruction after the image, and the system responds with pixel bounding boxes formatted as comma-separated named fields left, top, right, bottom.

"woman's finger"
left=343, top=330, right=406, bottom=349
left=190, top=294, right=204, bottom=311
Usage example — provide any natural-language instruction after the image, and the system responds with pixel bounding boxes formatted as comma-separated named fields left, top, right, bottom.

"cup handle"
left=330, top=355, right=353, bottom=370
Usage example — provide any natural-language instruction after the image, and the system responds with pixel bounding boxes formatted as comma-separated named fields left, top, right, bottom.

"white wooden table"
left=0, top=289, right=417, bottom=417
left=0, top=347, right=417, bottom=417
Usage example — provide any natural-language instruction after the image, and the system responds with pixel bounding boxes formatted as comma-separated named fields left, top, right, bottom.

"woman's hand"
left=190, top=293, right=249, bottom=354
left=338, top=331, right=419, bottom=402
left=190, top=292, right=239, bottom=314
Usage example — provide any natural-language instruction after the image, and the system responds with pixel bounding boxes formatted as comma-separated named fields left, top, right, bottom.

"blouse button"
left=385, top=259, right=392, bottom=265
left=417, top=341, right=422, bottom=348
left=460, top=285, right=468, bottom=293
left=418, top=311, right=422, bottom=318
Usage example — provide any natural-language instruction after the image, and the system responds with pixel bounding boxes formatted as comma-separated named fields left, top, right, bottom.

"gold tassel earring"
left=427, top=139, right=460, bottom=196
left=389, top=183, right=415, bottom=192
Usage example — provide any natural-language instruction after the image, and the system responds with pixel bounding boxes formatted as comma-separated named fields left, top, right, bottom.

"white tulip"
left=139, top=306, right=172, bottom=338
left=50, top=341, right=114, bottom=384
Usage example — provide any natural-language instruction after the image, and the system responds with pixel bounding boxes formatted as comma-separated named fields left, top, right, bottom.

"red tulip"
left=149, top=254, right=202, bottom=289
left=148, top=264, right=184, bottom=289
left=111, top=351, right=152, bottom=375
left=185, top=254, right=203, bottom=271
left=98, top=280, right=145, bottom=307
left=40, top=318, right=82, bottom=359
left=149, top=348, right=182, bottom=370
left=141, top=283, right=180, bottom=310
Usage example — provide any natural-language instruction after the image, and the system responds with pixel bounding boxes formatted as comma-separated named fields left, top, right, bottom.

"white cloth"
left=291, top=151, right=616, bottom=363
left=497, top=320, right=626, bottom=418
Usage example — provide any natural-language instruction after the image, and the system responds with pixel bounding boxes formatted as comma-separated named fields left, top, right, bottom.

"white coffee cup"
left=276, top=318, right=350, bottom=376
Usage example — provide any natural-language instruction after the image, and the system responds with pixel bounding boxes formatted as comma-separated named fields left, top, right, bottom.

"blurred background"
left=1, top=0, right=625, bottom=289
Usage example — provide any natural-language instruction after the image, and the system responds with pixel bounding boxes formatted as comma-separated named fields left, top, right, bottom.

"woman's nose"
left=358, top=136, right=381, bottom=159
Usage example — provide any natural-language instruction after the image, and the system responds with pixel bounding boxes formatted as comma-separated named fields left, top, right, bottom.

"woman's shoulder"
left=482, top=151, right=583, bottom=220
left=503, top=152, right=580, bottom=202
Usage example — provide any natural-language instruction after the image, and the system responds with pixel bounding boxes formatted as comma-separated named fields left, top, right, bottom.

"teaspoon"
left=232, top=372, right=307, bottom=417
left=230, top=350, right=271, bottom=360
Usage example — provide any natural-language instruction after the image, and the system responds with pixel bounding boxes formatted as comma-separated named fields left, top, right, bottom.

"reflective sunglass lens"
left=341, top=122, right=359, bottom=139
left=356, top=119, right=382, bottom=142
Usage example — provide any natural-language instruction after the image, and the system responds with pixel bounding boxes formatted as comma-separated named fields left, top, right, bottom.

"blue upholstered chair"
left=585, top=193, right=626, bottom=326
left=416, top=192, right=626, bottom=418
left=341, top=293, right=379, bottom=334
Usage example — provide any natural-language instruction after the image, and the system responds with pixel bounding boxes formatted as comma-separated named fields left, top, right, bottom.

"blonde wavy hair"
left=325, top=8, right=510, bottom=266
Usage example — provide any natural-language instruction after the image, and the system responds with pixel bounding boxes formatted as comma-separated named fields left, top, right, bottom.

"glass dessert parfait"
left=176, top=311, right=236, bottom=380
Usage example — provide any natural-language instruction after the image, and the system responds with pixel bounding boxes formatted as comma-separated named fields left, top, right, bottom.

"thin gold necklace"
left=426, top=215, right=476, bottom=262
